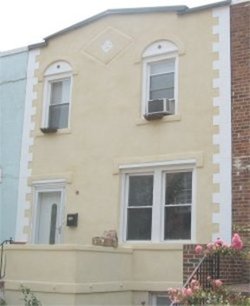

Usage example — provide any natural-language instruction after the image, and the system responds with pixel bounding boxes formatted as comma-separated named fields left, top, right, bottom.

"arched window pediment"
left=44, top=61, right=72, bottom=77
left=143, top=40, right=178, bottom=58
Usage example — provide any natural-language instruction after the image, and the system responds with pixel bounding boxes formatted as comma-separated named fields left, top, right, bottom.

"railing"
left=183, top=253, right=220, bottom=290
left=0, top=238, right=13, bottom=279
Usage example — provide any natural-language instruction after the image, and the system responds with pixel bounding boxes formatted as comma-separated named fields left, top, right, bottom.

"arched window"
left=42, top=61, right=73, bottom=131
left=142, top=40, right=178, bottom=120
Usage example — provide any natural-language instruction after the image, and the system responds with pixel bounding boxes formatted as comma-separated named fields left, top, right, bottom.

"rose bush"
left=168, top=234, right=250, bottom=305
left=194, top=233, right=244, bottom=257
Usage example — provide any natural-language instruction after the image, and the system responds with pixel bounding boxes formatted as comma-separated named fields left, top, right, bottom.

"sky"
left=0, top=0, right=220, bottom=52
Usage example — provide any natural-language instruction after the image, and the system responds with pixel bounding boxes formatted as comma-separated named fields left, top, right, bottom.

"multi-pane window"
left=48, top=78, right=71, bottom=129
left=142, top=40, right=178, bottom=118
left=147, top=58, right=176, bottom=115
left=124, top=169, right=193, bottom=242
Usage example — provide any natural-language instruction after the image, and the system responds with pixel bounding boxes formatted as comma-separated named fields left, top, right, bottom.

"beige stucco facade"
left=5, top=4, right=232, bottom=305
left=32, top=10, right=215, bottom=243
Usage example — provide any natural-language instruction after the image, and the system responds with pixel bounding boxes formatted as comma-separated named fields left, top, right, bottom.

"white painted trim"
left=142, top=40, right=178, bottom=58
left=120, top=162, right=196, bottom=244
left=44, top=61, right=72, bottom=76
left=42, top=70, right=73, bottom=129
left=141, top=51, right=178, bottom=118
left=212, top=6, right=231, bottom=243
left=119, top=159, right=196, bottom=171
left=15, top=49, right=40, bottom=242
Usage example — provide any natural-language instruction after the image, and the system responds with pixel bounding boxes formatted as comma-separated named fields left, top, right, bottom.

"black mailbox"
left=66, top=213, right=78, bottom=227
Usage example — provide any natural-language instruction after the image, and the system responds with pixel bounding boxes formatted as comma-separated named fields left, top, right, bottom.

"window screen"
left=149, top=59, right=175, bottom=100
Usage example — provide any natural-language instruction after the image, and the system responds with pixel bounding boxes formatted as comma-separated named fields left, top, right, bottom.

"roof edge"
left=28, top=41, right=47, bottom=50
left=0, top=46, right=28, bottom=57
left=33, top=1, right=232, bottom=46
left=44, top=6, right=188, bottom=41
left=178, top=0, right=231, bottom=15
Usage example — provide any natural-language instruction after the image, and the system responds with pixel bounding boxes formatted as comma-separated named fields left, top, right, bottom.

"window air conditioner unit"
left=144, top=98, right=173, bottom=120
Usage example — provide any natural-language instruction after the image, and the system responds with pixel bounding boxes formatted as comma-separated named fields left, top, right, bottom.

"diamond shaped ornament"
left=83, top=27, right=132, bottom=65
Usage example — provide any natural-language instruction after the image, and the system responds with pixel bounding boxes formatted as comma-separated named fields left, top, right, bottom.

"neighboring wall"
left=0, top=49, right=28, bottom=242
left=231, top=1, right=250, bottom=246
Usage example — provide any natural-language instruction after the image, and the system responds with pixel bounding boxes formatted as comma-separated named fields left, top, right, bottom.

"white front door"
left=36, top=191, right=62, bottom=244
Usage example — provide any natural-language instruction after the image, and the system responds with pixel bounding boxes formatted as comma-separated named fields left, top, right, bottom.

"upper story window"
left=142, top=41, right=178, bottom=120
left=42, top=61, right=73, bottom=131
left=121, top=163, right=195, bottom=243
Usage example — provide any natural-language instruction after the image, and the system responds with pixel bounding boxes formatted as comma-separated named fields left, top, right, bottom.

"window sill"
left=136, top=114, right=181, bottom=126
left=36, top=128, right=72, bottom=137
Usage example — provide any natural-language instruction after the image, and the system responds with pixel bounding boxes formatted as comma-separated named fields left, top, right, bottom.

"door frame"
left=32, top=180, right=66, bottom=244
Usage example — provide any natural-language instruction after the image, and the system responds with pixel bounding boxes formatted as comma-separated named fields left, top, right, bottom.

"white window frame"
left=142, top=41, right=179, bottom=118
left=32, top=180, right=66, bottom=244
left=120, top=162, right=196, bottom=244
left=42, top=61, right=73, bottom=130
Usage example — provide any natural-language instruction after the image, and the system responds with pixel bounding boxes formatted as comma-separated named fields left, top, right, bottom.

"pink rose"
left=183, top=288, right=193, bottom=296
left=207, top=242, right=214, bottom=249
left=215, top=238, right=223, bottom=247
left=232, top=233, right=243, bottom=250
left=214, top=279, right=223, bottom=287
left=195, top=244, right=203, bottom=255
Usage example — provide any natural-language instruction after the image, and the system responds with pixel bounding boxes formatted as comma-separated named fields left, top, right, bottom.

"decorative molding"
left=5, top=280, right=182, bottom=294
left=44, top=60, right=72, bottom=76
left=15, top=49, right=40, bottom=242
left=142, top=40, right=178, bottom=58
left=212, top=6, right=231, bottom=243
left=113, top=152, right=204, bottom=174
left=29, top=174, right=73, bottom=185
left=82, top=27, right=133, bottom=65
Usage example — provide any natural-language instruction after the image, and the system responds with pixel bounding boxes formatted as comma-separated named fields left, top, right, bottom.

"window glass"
left=165, top=172, right=192, bottom=205
left=49, top=103, right=69, bottom=129
left=149, top=60, right=175, bottom=100
left=156, top=296, right=172, bottom=306
left=48, top=78, right=71, bottom=129
left=124, top=170, right=193, bottom=242
left=128, top=175, right=153, bottom=207
left=126, top=175, right=153, bottom=240
left=49, top=203, right=57, bottom=244
left=164, top=172, right=192, bottom=240
left=164, top=206, right=191, bottom=240
left=50, top=79, right=70, bottom=105
left=150, top=59, right=175, bottom=75
left=127, top=207, right=152, bottom=240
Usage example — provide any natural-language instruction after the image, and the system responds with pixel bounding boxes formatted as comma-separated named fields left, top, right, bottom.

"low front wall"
left=4, top=244, right=183, bottom=305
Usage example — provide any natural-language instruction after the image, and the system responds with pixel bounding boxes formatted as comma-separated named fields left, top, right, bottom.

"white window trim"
left=142, top=52, right=179, bottom=118
left=42, top=73, right=73, bottom=129
left=120, top=162, right=196, bottom=244
left=32, top=181, right=66, bottom=244
left=42, top=61, right=73, bottom=130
